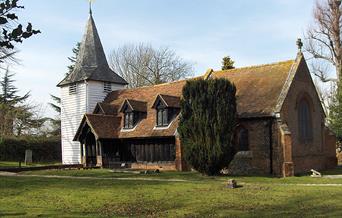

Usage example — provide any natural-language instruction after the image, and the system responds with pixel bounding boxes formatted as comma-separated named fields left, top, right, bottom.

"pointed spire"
left=57, top=11, right=127, bottom=87
left=89, top=0, right=92, bottom=15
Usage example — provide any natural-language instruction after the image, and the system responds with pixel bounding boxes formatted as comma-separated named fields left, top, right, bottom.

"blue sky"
left=11, top=0, right=315, bottom=117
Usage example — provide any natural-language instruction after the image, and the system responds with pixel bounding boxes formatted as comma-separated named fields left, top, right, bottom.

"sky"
left=9, top=0, right=315, bottom=117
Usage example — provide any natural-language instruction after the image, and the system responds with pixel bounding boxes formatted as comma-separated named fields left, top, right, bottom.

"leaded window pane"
left=162, top=109, right=168, bottom=126
left=298, top=99, right=313, bottom=142
left=157, top=110, right=163, bottom=126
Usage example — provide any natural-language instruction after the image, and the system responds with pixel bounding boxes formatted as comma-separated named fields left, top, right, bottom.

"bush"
left=178, top=78, right=237, bottom=175
left=0, top=136, right=61, bottom=162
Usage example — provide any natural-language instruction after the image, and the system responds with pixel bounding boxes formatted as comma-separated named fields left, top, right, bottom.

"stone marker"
left=25, top=149, right=32, bottom=165
left=310, top=169, right=322, bottom=178
left=227, top=179, right=237, bottom=189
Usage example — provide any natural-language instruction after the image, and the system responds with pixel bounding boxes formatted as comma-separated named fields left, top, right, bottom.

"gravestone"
left=25, top=149, right=32, bottom=165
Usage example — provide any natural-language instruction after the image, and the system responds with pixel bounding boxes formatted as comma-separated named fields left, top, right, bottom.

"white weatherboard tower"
left=57, top=8, right=127, bottom=164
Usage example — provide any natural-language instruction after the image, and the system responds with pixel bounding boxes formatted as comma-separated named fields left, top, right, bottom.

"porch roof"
left=74, top=114, right=121, bottom=141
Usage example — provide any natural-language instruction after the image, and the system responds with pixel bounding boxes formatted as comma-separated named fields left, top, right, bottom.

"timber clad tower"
left=57, top=11, right=127, bottom=164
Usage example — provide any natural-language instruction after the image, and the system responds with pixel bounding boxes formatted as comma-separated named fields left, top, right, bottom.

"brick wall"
left=280, top=57, right=337, bottom=174
left=230, top=119, right=281, bottom=175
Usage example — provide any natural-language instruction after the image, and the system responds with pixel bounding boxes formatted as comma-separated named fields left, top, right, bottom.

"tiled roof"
left=119, top=99, right=147, bottom=112
left=75, top=59, right=296, bottom=140
left=57, top=14, right=127, bottom=87
left=95, top=102, right=118, bottom=115
left=213, top=60, right=295, bottom=117
left=74, top=114, right=121, bottom=140
left=152, top=94, right=181, bottom=108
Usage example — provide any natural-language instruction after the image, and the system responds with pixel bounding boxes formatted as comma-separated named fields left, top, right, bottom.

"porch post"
left=82, top=143, right=86, bottom=166
left=96, top=140, right=103, bottom=167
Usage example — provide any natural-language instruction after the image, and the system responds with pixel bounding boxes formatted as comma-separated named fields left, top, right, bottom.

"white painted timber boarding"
left=61, top=81, right=125, bottom=164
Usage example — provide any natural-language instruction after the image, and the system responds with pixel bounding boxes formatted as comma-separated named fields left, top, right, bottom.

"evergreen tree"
left=0, top=68, right=29, bottom=105
left=48, top=94, right=61, bottom=136
left=178, top=78, right=237, bottom=175
left=67, top=42, right=81, bottom=75
left=0, top=68, right=30, bottom=136
left=221, top=56, right=235, bottom=70
left=49, top=94, right=61, bottom=113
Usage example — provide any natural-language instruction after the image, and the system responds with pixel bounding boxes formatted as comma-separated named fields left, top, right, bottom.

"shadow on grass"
left=185, top=190, right=342, bottom=217
left=0, top=212, right=27, bottom=217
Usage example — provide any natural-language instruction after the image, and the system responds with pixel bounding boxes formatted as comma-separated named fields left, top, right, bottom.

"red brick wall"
left=232, top=119, right=279, bottom=175
left=280, top=58, right=337, bottom=174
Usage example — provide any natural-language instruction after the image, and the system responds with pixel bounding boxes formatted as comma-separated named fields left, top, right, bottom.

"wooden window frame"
left=124, top=111, right=135, bottom=129
left=156, top=105, right=169, bottom=127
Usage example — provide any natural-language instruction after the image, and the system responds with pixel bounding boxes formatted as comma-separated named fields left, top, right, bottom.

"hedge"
left=0, top=136, right=61, bottom=162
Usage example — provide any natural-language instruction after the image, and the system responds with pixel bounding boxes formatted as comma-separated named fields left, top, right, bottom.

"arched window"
left=298, top=98, right=313, bottom=142
left=237, top=127, right=249, bottom=151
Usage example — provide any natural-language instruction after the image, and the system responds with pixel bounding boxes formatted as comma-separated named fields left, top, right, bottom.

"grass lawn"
left=1, top=169, right=342, bottom=217
left=0, top=161, right=61, bottom=169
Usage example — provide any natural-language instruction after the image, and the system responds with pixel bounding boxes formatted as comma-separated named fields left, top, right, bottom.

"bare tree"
left=109, top=43, right=193, bottom=88
left=305, top=0, right=342, bottom=82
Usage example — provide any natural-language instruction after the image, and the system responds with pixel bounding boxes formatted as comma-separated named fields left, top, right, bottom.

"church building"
left=59, top=11, right=337, bottom=177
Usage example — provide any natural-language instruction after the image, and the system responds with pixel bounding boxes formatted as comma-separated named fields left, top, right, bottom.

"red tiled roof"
left=75, top=59, right=296, bottom=140
left=152, top=94, right=180, bottom=109
left=119, top=99, right=147, bottom=112
left=74, top=114, right=121, bottom=140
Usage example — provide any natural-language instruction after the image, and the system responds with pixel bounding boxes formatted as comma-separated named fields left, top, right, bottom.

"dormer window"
left=152, top=94, right=180, bottom=128
left=69, top=83, right=77, bottom=95
left=120, top=99, right=147, bottom=130
left=156, top=103, right=168, bottom=127
left=104, top=82, right=112, bottom=93
left=124, top=110, right=134, bottom=129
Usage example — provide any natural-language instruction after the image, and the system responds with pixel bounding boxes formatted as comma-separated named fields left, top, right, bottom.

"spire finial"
left=88, top=0, right=95, bottom=15
left=296, top=38, right=303, bottom=51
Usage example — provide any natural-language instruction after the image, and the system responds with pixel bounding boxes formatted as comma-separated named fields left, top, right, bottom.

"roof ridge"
left=105, top=59, right=295, bottom=98
left=111, top=79, right=187, bottom=93
left=215, top=59, right=295, bottom=74
left=85, top=113, right=118, bottom=117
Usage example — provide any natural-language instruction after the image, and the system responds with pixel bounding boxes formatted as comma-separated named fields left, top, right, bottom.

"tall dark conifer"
left=0, top=68, right=30, bottom=136
left=178, top=78, right=237, bottom=175
left=0, top=68, right=29, bottom=105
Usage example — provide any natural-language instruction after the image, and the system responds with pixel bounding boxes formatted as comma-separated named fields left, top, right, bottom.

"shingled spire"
left=57, top=13, right=127, bottom=87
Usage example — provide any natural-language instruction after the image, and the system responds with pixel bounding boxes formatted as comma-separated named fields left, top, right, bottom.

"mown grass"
left=0, top=161, right=61, bottom=167
left=0, top=161, right=61, bottom=169
left=0, top=169, right=342, bottom=217
left=21, top=167, right=342, bottom=184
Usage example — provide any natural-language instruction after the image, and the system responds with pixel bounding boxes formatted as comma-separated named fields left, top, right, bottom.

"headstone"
left=25, top=149, right=32, bottom=165
left=227, top=179, right=237, bottom=189
left=310, top=169, right=322, bottom=178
